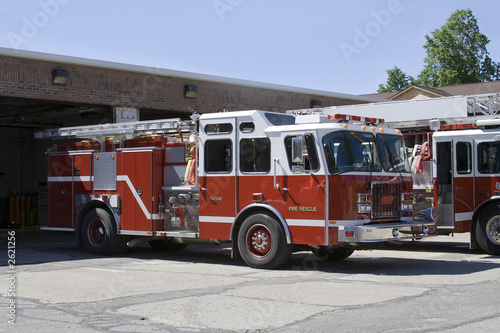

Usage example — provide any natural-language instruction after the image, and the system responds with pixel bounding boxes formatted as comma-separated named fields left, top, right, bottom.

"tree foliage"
left=378, top=9, right=500, bottom=92
left=377, top=66, right=415, bottom=93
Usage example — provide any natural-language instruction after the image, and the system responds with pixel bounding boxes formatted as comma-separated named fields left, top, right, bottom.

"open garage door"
left=0, top=97, right=112, bottom=227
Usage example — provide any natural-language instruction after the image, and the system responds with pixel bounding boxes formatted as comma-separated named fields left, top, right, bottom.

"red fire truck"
left=315, top=94, right=500, bottom=255
left=35, top=109, right=435, bottom=268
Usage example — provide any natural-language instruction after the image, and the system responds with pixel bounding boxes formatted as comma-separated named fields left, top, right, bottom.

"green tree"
left=480, top=55, right=500, bottom=81
left=418, top=9, right=500, bottom=87
left=377, top=9, right=500, bottom=91
left=377, top=66, right=415, bottom=93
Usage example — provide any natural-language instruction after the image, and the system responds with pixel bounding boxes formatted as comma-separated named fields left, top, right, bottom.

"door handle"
left=274, top=158, right=280, bottom=190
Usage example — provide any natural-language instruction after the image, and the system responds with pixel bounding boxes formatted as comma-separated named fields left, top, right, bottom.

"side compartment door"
left=120, top=150, right=155, bottom=231
left=198, top=118, right=237, bottom=240
left=453, top=139, right=474, bottom=232
left=73, top=152, right=93, bottom=226
left=47, top=154, right=74, bottom=228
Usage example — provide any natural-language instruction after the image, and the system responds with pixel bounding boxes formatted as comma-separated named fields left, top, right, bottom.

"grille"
left=371, top=182, right=402, bottom=219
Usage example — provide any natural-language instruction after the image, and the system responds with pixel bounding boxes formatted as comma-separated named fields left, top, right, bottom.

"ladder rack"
left=287, top=93, right=500, bottom=131
left=467, top=94, right=500, bottom=116
left=34, top=118, right=194, bottom=139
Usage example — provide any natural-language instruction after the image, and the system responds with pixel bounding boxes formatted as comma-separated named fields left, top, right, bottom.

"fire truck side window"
left=205, top=139, right=232, bottom=173
left=456, top=142, right=472, bottom=174
left=240, top=138, right=271, bottom=173
left=264, top=113, right=295, bottom=125
left=205, top=123, right=233, bottom=135
left=478, top=142, right=500, bottom=174
left=239, top=122, right=255, bottom=133
left=285, top=136, right=313, bottom=172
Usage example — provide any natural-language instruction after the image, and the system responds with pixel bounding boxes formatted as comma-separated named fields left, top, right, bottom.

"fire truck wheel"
left=312, top=247, right=354, bottom=261
left=476, top=204, right=500, bottom=255
left=82, top=208, right=121, bottom=255
left=238, top=213, right=292, bottom=269
left=148, top=240, right=188, bottom=251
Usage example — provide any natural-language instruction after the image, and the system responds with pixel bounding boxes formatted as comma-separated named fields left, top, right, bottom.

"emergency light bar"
left=441, top=123, right=477, bottom=130
left=327, top=114, right=385, bottom=124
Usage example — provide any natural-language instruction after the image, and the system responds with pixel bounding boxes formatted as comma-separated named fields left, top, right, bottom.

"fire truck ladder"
left=467, top=93, right=500, bottom=117
left=34, top=118, right=194, bottom=141
left=379, top=93, right=500, bottom=131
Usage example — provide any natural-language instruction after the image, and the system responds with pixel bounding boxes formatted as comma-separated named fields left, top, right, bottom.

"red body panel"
left=47, top=153, right=92, bottom=228
left=198, top=173, right=411, bottom=245
left=240, top=174, right=326, bottom=245
left=47, top=147, right=164, bottom=232
left=289, top=225, right=325, bottom=245
left=329, top=174, right=412, bottom=221
left=199, top=176, right=236, bottom=217
left=474, top=176, right=500, bottom=207
left=453, top=176, right=475, bottom=232
left=199, top=221, right=232, bottom=240
left=121, top=151, right=153, bottom=231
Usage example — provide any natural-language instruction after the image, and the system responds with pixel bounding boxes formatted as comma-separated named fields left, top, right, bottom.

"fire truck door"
left=436, top=141, right=454, bottom=227
left=48, top=154, right=75, bottom=228
left=198, top=118, right=237, bottom=240
left=453, top=139, right=474, bottom=231
left=121, top=150, right=157, bottom=231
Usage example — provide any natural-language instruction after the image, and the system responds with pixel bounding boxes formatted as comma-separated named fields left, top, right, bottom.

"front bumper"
left=338, top=221, right=436, bottom=243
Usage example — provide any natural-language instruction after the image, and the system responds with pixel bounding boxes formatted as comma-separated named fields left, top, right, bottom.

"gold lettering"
left=289, top=206, right=317, bottom=212
left=209, top=197, right=222, bottom=202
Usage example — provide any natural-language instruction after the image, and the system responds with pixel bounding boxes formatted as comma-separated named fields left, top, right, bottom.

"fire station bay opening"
left=0, top=96, right=189, bottom=227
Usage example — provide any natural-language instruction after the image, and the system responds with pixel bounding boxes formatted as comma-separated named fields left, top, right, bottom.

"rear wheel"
left=476, top=204, right=500, bottom=255
left=312, top=247, right=354, bottom=261
left=238, top=213, right=292, bottom=269
left=148, top=240, right=188, bottom=251
left=82, top=208, right=122, bottom=255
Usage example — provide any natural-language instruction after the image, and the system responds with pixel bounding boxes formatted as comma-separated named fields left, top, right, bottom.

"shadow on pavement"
left=1, top=229, right=499, bottom=277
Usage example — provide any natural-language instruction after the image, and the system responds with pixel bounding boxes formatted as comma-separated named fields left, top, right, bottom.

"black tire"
left=476, top=204, right=500, bottom=255
left=312, top=247, right=354, bottom=261
left=148, top=240, right=188, bottom=251
left=238, top=213, right=292, bottom=269
left=81, top=208, right=122, bottom=255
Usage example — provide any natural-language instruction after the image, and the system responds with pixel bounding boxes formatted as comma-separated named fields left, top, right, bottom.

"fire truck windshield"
left=322, top=131, right=381, bottom=174
left=376, top=134, right=410, bottom=172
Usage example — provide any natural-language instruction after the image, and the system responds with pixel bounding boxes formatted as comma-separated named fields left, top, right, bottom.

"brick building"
left=0, top=47, right=381, bottom=226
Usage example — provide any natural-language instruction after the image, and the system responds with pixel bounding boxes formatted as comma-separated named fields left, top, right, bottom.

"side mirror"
left=291, top=137, right=304, bottom=164
left=291, top=137, right=305, bottom=174
left=290, top=134, right=320, bottom=173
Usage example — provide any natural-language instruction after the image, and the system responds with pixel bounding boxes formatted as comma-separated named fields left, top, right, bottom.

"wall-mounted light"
left=52, top=68, right=69, bottom=85
left=311, top=99, right=322, bottom=108
left=184, top=84, right=198, bottom=98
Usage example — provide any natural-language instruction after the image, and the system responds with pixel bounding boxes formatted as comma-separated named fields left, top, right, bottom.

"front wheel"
left=148, top=240, right=188, bottom=251
left=476, top=204, right=500, bottom=255
left=238, top=213, right=292, bottom=269
left=81, top=208, right=122, bottom=255
left=312, top=247, right=354, bottom=261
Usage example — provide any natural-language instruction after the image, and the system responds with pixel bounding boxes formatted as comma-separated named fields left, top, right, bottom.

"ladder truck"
left=35, top=109, right=435, bottom=268
left=310, top=94, right=500, bottom=255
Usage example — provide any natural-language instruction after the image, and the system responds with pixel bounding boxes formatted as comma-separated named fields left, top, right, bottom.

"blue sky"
left=1, top=0, right=499, bottom=95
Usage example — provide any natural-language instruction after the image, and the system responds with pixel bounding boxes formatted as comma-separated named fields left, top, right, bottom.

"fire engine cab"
left=35, top=109, right=435, bottom=268
left=315, top=94, right=500, bottom=255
